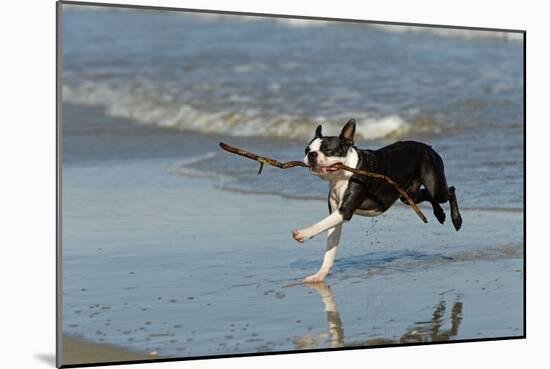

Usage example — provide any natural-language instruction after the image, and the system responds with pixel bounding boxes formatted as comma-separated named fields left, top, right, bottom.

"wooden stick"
left=219, top=142, right=428, bottom=223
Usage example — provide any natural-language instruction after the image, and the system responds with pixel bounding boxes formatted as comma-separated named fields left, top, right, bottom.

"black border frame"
left=56, top=1, right=527, bottom=368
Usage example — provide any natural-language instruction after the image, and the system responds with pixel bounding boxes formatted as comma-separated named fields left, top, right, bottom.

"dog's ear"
left=315, top=124, right=323, bottom=139
left=339, top=119, right=356, bottom=145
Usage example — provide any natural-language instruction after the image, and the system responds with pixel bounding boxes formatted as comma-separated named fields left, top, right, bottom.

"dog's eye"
left=305, top=147, right=310, bottom=155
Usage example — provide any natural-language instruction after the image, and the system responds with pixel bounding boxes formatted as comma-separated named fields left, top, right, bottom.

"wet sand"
left=61, top=161, right=524, bottom=365
left=62, top=335, right=164, bottom=366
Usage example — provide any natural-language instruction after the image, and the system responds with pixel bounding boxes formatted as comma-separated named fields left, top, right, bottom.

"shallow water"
left=61, top=106, right=523, bottom=359
left=62, top=156, right=523, bottom=358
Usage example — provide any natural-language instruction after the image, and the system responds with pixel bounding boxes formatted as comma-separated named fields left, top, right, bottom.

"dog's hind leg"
left=401, top=181, right=446, bottom=224
left=429, top=197, right=446, bottom=225
left=422, top=149, right=462, bottom=230
left=448, top=186, right=462, bottom=231
left=303, top=224, right=343, bottom=283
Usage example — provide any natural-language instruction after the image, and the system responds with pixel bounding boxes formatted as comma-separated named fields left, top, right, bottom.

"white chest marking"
left=329, top=180, right=349, bottom=208
left=327, top=147, right=359, bottom=207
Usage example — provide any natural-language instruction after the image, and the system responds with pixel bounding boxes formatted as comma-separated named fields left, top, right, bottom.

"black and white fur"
left=292, top=119, right=462, bottom=282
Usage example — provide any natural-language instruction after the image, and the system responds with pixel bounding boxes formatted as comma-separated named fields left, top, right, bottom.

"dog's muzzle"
left=307, top=151, right=318, bottom=165
left=307, top=152, right=342, bottom=175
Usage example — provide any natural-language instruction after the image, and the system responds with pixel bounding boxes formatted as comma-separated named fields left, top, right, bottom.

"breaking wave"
left=367, top=24, right=523, bottom=42
left=64, top=4, right=522, bottom=42
left=62, top=82, right=435, bottom=141
left=276, top=19, right=522, bottom=41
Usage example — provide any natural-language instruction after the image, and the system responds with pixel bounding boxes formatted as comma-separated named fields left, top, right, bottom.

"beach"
left=62, top=336, right=160, bottom=365
left=61, top=108, right=523, bottom=365
left=60, top=5, right=524, bottom=366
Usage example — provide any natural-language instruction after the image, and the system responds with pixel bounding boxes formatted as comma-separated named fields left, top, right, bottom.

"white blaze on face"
left=304, top=138, right=328, bottom=166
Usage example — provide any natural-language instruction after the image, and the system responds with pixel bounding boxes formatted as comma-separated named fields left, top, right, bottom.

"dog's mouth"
left=309, top=163, right=342, bottom=175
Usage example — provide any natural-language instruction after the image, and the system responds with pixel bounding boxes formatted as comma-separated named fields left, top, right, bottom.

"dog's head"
left=304, top=119, right=356, bottom=177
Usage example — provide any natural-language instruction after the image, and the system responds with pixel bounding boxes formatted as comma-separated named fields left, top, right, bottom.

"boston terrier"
left=292, top=119, right=462, bottom=283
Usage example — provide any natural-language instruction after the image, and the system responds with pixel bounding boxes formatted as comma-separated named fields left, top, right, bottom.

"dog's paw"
left=303, top=273, right=326, bottom=283
left=292, top=229, right=307, bottom=243
left=452, top=213, right=463, bottom=231
left=434, top=208, right=446, bottom=224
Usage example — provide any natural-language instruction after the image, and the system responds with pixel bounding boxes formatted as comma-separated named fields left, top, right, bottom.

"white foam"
left=276, top=19, right=522, bottom=41
left=369, top=24, right=523, bottom=42
left=63, top=82, right=414, bottom=141
left=167, top=152, right=235, bottom=184
left=274, top=18, right=333, bottom=28
left=168, top=152, right=218, bottom=167
left=355, top=115, right=410, bottom=139
left=168, top=166, right=227, bottom=180
left=64, top=4, right=522, bottom=43
left=275, top=18, right=522, bottom=42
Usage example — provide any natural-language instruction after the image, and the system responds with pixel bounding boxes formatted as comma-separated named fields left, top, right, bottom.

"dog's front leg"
left=303, top=224, right=342, bottom=283
left=292, top=210, right=344, bottom=243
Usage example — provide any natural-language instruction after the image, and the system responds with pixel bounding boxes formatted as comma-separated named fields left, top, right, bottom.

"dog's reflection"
left=294, top=283, right=345, bottom=349
left=399, top=297, right=463, bottom=344
left=294, top=282, right=463, bottom=349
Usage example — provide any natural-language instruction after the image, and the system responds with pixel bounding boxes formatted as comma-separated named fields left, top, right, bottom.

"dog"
left=292, top=119, right=462, bottom=282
